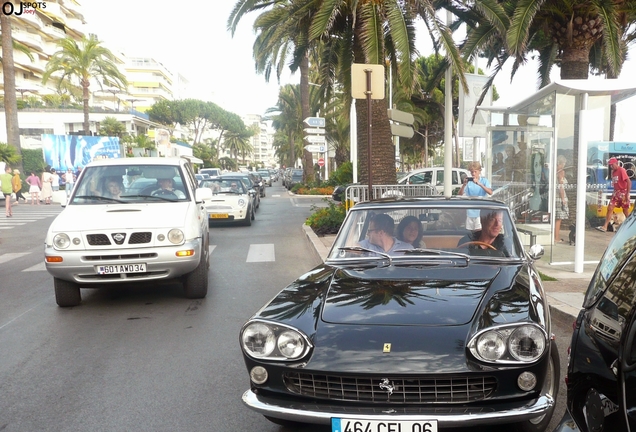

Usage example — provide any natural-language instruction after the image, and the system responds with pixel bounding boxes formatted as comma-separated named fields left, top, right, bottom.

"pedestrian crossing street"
left=0, top=206, right=62, bottom=230
left=3, top=243, right=276, bottom=274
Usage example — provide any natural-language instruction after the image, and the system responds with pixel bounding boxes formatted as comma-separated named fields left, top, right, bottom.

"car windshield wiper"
left=336, top=246, right=393, bottom=266
left=395, top=248, right=471, bottom=260
left=120, top=194, right=177, bottom=202
left=73, top=195, right=126, bottom=203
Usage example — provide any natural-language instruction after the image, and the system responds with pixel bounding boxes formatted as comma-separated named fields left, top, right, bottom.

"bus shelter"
left=479, top=79, right=636, bottom=271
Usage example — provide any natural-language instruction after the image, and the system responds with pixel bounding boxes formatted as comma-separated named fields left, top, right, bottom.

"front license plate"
left=332, top=418, right=437, bottom=432
left=96, top=263, right=147, bottom=274
left=210, top=213, right=229, bottom=219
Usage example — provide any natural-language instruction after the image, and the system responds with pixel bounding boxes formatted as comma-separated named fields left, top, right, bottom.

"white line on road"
left=246, top=244, right=275, bottom=262
left=24, top=262, right=46, bottom=272
left=0, top=252, right=30, bottom=264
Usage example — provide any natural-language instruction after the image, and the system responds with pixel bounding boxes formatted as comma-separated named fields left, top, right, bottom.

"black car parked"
left=239, top=197, right=559, bottom=431
left=555, top=214, right=636, bottom=432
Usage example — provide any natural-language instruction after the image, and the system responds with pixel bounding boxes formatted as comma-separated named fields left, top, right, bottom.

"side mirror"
left=195, top=187, right=213, bottom=202
left=528, top=244, right=544, bottom=260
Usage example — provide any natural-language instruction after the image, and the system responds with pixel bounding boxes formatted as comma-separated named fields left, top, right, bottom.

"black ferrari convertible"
left=240, top=197, right=559, bottom=432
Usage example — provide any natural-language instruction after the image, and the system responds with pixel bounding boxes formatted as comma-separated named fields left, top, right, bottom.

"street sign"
left=304, top=117, right=325, bottom=127
left=304, top=144, right=326, bottom=152
left=387, top=108, right=415, bottom=125
left=304, top=127, right=325, bottom=134
left=304, top=135, right=326, bottom=143
left=317, top=158, right=325, bottom=167
left=390, top=123, right=414, bottom=139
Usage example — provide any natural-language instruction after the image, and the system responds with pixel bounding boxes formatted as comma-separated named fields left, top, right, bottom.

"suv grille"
left=283, top=373, right=497, bottom=404
left=86, top=232, right=152, bottom=246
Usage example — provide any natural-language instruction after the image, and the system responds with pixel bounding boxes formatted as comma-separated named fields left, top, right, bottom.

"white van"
left=397, top=167, right=470, bottom=194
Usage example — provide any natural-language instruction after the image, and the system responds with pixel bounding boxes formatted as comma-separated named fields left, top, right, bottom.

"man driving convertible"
left=457, top=209, right=510, bottom=256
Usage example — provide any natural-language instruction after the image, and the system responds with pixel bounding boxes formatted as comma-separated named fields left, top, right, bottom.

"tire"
left=243, top=209, right=252, bottom=226
left=183, top=249, right=208, bottom=299
left=251, top=205, right=255, bottom=220
left=515, top=340, right=560, bottom=432
left=54, top=277, right=81, bottom=307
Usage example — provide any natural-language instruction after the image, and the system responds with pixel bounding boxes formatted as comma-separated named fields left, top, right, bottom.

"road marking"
left=0, top=252, right=30, bottom=264
left=24, top=262, right=46, bottom=272
left=209, top=245, right=216, bottom=254
left=246, top=244, right=275, bottom=262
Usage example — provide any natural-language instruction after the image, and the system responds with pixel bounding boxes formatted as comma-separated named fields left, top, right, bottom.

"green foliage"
left=305, top=199, right=346, bottom=235
left=99, top=116, right=127, bottom=137
left=193, top=143, right=217, bottom=167
left=21, top=148, right=46, bottom=174
left=327, top=161, right=353, bottom=186
left=0, top=143, right=21, bottom=164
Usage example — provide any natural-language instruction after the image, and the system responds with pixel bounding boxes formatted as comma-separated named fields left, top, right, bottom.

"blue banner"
left=41, top=135, right=122, bottom=172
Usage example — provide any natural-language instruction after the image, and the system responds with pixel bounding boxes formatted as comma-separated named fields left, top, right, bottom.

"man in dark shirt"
left=458, top=209, right=509, bottom=256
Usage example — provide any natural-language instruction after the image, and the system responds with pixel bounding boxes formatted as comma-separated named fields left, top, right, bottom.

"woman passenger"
left=396, top=216, right=426, bottom=248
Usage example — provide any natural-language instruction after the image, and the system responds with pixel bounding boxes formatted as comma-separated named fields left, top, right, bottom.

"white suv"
left=397, top=167, right=470, bottom=194
left=45, top=157, right=213, bottom=307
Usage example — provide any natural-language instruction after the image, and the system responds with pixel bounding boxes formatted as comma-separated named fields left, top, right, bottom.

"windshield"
left=200, top=178, right=246, bottom=194
left=327, top=204, right=523, bottom=261
left=70, top=164, right=189, bottom=204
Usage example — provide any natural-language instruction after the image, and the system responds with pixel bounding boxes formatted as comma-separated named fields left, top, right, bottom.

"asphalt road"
left=0, top=183, right=574, bottom=432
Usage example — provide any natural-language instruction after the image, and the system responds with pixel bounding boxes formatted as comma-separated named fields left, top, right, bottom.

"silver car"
left=44, top=157, right=213, bottom=307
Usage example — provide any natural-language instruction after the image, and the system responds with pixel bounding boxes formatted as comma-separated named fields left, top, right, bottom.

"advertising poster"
left=41, top=135, right=122, bottom=171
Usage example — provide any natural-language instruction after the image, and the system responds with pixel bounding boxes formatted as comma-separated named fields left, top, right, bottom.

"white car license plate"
left=332, top=418, right=437, bottom=432
left=96, top=263, right=147, bottom=274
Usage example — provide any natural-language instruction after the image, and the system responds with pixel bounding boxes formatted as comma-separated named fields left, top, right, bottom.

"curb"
left=302, top=224, right=329, bottom=262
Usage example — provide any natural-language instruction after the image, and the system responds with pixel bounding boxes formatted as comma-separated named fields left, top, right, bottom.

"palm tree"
left=42, top=36, right=127, bottom=135
left=1, top=14, right=23, bottom=174
left=267, top=84, right=304, bottom=168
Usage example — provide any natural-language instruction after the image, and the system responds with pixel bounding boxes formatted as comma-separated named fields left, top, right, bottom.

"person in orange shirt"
left=597, top=157, right=631, bottom=232
left=12, top=169, right=26, bottom=203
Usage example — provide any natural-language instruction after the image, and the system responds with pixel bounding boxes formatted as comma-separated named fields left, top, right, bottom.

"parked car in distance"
left=398, top=167, right=470, bottom=194
left=250, top=171, right=266, bottom=197
left=239, top=197, right=559, bottom=431
left=199, top=168, right=222, bottom=178
left=257, top=169, right=272, bottom=186
left=286, top=168, right=303, bottom=190
left=554, top=215, right=636, bottom=432
left=44, top=157, right=213, bottom=307
left=199, top=177, right=254, bottom=226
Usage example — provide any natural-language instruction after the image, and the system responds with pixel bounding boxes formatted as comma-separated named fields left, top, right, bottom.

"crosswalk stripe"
left=0, top=252, right=30, bottom=264
left=0, top=225, right=26, bottom=229
left=246, top=244, right=275, bottom=262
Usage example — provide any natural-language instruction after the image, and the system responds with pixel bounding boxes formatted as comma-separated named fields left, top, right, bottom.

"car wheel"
left=183, top=251, right=208, bottom=299
left=251, top=206, right=255, bottom=220
left=515, top=340, right=560, bottom=432
left=54, top=277, right=81, bottom=307
left=264, top=416, right=305, bottom=428
left=243, top=209, right=252, bottom=226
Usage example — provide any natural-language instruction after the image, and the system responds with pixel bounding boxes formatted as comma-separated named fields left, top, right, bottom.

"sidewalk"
left=302, top=224, right=613, bottom=321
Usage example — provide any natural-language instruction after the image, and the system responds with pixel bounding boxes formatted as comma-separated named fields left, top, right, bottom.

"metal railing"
left=344, top=184, right=438, bottom=210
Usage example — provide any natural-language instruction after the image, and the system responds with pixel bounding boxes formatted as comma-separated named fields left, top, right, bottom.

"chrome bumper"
left=242, top=389, right=555, bottom=427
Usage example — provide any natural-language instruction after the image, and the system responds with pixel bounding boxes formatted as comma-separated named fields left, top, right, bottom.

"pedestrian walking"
left=64, top=168, right=75, bottom=197
left=26, top=171, right=41, bottom=205
left=597, top=157, right=631, bottom=232
left=41, top=168, right=53, bottom=205
left=51, top=168, right=60, bottom=192
left=1, top=165, right=14, bottom=217
left=12, top=169, right=26, bottom=203
left=554, top=155, right=569, bottom=242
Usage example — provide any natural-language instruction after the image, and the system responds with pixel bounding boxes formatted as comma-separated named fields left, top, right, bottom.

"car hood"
left=322, top=266, right=499, bottom=326
left=50, top=203, right=191, bottom=231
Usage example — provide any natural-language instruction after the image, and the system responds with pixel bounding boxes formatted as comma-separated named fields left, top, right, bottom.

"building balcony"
left=20, top=11, right=44, bottom=30
left=11, top=29, right=43, bottom=51
left=60, top=0, right=84, bottom=19
left=40, top=2, right=65, bottom=23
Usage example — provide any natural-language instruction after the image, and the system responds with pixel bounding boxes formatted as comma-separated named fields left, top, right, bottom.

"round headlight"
left=242, top=323, right=276, bottom=358
left=278, top=331, right=305, bottom=359
left=517, top=371, right=537, bottom=391
left=476, top=331, right=506, bottom=361
left=53, top=233, right=71, bottom=249
left=509, top=325, right=545, bottom=361
left=250, top=366, right=268, bottom=385
left=238, top=198, right=246, bottom=207
left=167, top=229, right=184, bottom=244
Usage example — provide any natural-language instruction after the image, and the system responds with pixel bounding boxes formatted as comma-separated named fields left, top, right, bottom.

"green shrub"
left=306, top=199, right=346, bottom=235
left=327, top=161, right=353, bottom=186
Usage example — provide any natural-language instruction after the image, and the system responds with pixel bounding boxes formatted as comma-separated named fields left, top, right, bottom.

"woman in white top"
left=41, top=169, right=53, bottom=204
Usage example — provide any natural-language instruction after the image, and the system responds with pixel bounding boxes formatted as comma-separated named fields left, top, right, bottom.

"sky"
left=80, top=1, right=636, bottom=121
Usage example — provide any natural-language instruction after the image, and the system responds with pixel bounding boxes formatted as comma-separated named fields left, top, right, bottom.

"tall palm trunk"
left=300, top=55, right=314, bottom=180
left=82, top=79, right=90, bottom=134
left=1, top=13, right=23, bottom=173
